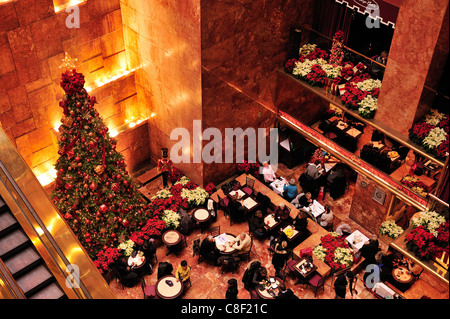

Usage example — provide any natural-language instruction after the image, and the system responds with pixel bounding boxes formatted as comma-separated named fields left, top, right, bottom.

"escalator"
left=0, top=196, right=66, bottom=299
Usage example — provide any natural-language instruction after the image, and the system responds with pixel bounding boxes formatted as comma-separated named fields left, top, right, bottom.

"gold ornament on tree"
left=94, top=165, right=105, bottom=175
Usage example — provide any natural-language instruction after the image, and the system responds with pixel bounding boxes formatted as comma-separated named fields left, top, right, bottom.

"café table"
left=264, top=213, right=280, bottom=231
left=345, top=230, right=369, bottom=251
left=162, top=229, right=183, bottom=255
left=303, top=200, right=325, bottom=223
left=214, top=233, right=237, bottom=255
left=280, top=225, right=300, bottom=245
left=373, top=282, right=396, bottom=299
left=192, top=208, right=211, bottom=233
left=156, top=275, right=184, bottom=299
left=270, top=177, right=287, bottom=196
left=392, top=266, right=413, bottom=285
left=345, top=127, right=363, bottom=140
left=228, top=189, right=246, bottom=199
left=127, top=252, right=146, bottom=271
left=256, top=276, right=281, bottom=299
left=294, top=257, right=317, bottom=279
left=242, top=197, right=259, bottom=212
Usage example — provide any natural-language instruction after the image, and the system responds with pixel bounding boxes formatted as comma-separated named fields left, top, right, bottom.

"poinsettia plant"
left=313, top=233, right=355, bottom=271
left=237, top=160, right=260, bottom=175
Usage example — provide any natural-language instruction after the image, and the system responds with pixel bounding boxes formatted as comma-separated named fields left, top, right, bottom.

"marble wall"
left=375, top=0, right=449, bottom=135
left=349, top=173, right=393, bottom=235
left=201, top=0, right=315, bottom=184
left=0, top=0, right=143, bottom=176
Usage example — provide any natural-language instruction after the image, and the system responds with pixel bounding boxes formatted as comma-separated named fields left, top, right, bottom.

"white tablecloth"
left=270, top=177, right=286, bottom=195
left=229, top=189, right=246, bottom=198
left=345, top=230, right=369, bottom=251
left=373, top=282, right=395, bottom=299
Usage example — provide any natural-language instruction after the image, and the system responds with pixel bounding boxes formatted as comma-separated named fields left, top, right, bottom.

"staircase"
left=0, top=196, right=67, bottom=299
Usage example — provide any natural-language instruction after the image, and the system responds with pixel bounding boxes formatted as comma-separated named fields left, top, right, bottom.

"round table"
left=162, top=229, right=182, bottom=246
left=127, top=253, right=146, bottom=270
left=156, top=275, right=184, bottom=299
left=256, top=277, right=281, bottom=299
left=215, top=233, right=237, bottom=255
left=392, top=266, right=413, bottom=284
left=192, top=208, right=211, bottom=223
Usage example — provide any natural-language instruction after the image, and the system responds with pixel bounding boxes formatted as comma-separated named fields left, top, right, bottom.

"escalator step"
left=0, top=229, right=30, bottom=258
left=29, top=282, right=66, bottom=299
left=3, top=246, right=42, bottom=277
left=15, top=264, right=53, bottom=295
left=0, top=210, right=18, bottom=234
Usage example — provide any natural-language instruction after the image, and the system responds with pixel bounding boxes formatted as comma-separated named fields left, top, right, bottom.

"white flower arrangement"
left=355, top=78, right=382, bottom=92
left=118, top=239, right=135, bottom=256
left=358, top=95, right=378, bottom=117
left=181, top=187, right=209, bottom=207
left=151, top=188, right=173, bottom=200
left=161, top=209, right=181, bottom=229
left=292, top=58, right=328, bottom=78
left=333, top=247, right=354, bottom=267
left=175, top=176, right=191, bottom=186
left=411, top=210, right=446, bottom=237
left=312, top=245, right=327, bottom=261
left=425, top=109, right=446, bottom=126
left=321, top=63, right=342, bottom=79
left=422, top=127, right=447, bottom=149
left=299, top=43, right=317, bottom=56
left=379, top=220, right=404, bottom=239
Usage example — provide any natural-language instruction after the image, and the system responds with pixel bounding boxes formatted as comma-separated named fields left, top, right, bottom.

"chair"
left=307, top=272, right=325, bottom=297
left=192, top=238, right=201, bottom=257
left=241, top=237, right=253, bottom=262
left=323, top=217, right=335, bottom=232
left=242, top=177, right=255, bottom=196
left=111, top=268, right=125, bottom=290
left=210, top=225, right=220, bottom=237
left=217, top=195, right=230, bottom=218
left=221, top=257, right=239, bottom=274
left=141, top=278, right=157, bottom=299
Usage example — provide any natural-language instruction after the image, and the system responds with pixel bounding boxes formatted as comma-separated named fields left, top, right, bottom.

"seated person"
left=371, top=129, right=385, bottom=143
left=380, top=252, right=398, bottom=282
left=283, top=179, right=299, bottom=201
left=335, top=223, right=352, bottom=237
left=297, top=192, right=314, bottom=214
left=292, top=211, right=308, bottom=233
left=113, top=257, right=140, bottom=287
left=275, top=282, right=298, bottom=299
left=359, top=234, right=380, bottom=266
left=142, top=238, right=157, bottom=260
left=248, top=210, right=268, bottom=239
left=200, top=235, right=221, bottom=265
left=157, top=261, right=174, bottom=280
left=228, top=195, right=248, bottom=222
left=231, top=232, right=252, bottom=256
left=290, top=192, right=305, bottom=208
left=319, top=205, right=334, bottom=228
left=261, top=161, right=276, bottom=184
left=268, top=203, right=291, bottom=227
left=176, top=260, right=191, bottom=287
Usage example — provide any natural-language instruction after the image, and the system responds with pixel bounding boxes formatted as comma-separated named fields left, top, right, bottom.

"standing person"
left=334, top=271, right=354, bottom=299
left=226, top=278, right=239, bottom=299
left=176, top=260, right=191, bottom=287
left=359, top=234, right=380, bottom=266
left=261, top=161, right=276, bottom=184
left=157, top=147, right=173, bottom=189
left=272, top=240, right=289, bottom=276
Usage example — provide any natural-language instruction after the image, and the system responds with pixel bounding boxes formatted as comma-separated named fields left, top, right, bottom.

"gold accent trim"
left=390, top=226, right=449, bottom=285
left=277, top=113, right=427, bottom=211
left=278, top=69, right=447, bottom=168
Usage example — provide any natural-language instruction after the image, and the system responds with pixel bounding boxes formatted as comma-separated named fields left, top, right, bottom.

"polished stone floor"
left=109, top=163, right=448, bottom=300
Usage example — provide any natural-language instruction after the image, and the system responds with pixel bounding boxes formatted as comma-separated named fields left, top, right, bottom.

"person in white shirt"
left=319, top=205, right=334, bottom=228
left=261, top=162, right=276, bottom=184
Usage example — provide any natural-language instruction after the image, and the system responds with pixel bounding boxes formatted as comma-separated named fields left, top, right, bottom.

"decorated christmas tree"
left=329, top=30, right=345, bottom=66
left=51, top=55, right=156, bottom=259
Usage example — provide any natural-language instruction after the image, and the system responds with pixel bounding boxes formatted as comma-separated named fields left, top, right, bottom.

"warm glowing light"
left=53, top=122, right=61, bottom=132
left=53, top=0, right=86, bottom=13
left=150, top=113, right=156, bottom=118
left=109, top=129, right=119, bottom=138
left=128, top=122, right=136, bottom=128
left=85, top=68, right=135, bottom=93
left=36, top=168, right=57, bottom=187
